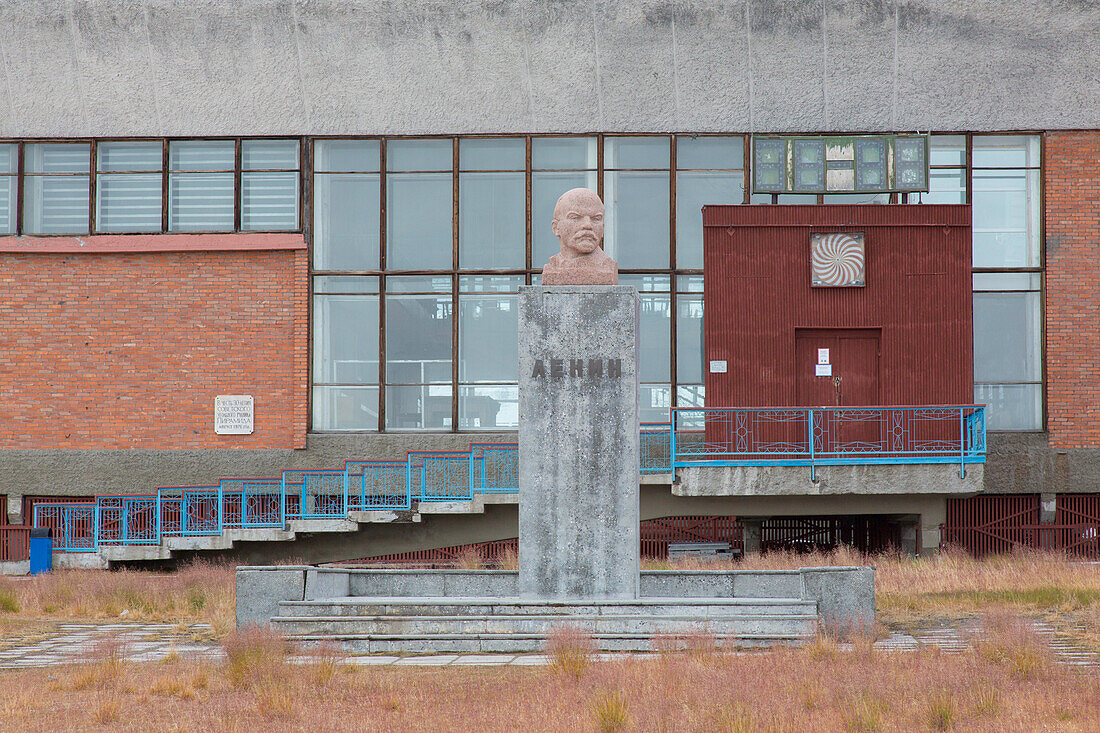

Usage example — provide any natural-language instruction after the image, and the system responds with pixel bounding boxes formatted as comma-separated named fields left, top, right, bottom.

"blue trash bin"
left=29, top=528, right=52, bottom=575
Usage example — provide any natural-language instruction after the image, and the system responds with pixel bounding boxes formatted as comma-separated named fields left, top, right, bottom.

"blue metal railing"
left=671, top=405, right=986, bottom=480
left=34, top=408, right=984, bottom=553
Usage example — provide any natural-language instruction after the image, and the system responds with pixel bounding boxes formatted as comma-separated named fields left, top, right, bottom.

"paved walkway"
left=0, top=619, right=1096, bottom=671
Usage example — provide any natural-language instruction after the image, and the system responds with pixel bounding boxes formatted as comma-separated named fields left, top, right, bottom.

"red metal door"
left=796, top=329, right=881, bottom=406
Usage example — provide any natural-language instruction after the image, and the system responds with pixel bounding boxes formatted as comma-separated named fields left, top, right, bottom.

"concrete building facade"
left=1, top=1, right=1098, bottom=560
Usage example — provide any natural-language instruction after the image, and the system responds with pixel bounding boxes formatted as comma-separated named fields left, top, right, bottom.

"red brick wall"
left=1045, top=131, right=1100, bottom=449
left=0, top=244, right=307, bottom=449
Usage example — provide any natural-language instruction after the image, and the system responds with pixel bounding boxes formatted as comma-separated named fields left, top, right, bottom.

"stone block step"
left=271, top=612, right=817, bottom=638
left=283, top=631, right=815, bottom=654
left=277, top=596, right=817, bottom=619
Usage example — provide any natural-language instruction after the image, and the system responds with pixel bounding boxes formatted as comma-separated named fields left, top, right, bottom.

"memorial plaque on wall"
left=214, top=395, right=254, bottom=435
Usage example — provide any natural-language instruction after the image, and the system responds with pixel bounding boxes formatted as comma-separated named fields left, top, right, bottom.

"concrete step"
left=271, top=613, right=817, bottom=638
left=277, top=596, right=817, bottom=619
left=282, top=630, right=815, bottom=654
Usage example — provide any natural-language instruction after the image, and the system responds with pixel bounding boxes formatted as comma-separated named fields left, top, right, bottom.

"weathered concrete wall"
left=1, top=1, right=1097, bottom=137
left=676, top=463, right=982, bottom=496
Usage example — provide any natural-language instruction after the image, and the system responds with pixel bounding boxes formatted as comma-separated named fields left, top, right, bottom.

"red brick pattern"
left=0, top=248, right=307, bottom=449
left=1044, top=132, right=1100, bottom=449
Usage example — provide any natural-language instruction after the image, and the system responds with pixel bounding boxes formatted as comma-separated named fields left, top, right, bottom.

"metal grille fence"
left=0, top=526, right=30, bottom=562
left=944, top=494, right=1100, bottom=558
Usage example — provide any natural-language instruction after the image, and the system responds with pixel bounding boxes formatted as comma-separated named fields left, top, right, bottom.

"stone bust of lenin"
left=541, top=188, right=618, bottom=285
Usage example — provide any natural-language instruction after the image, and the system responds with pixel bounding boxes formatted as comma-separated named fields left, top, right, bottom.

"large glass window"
left=604, top=137, right=670, bottom=268
left=385, top=275, right=453, bottom=430
left=458, top=276, right=521, bottom=429
left=313, top=276, right=380, bottom=431
left=313, top=140, right=380, bottom=270
left=621, top=274, right=672, bottom=423
left=241, top=139, right=299, bottom=231
left=676, top=275, right=705, bottom=409
left=23, top=143, right=90, bottom=234
left=168, top=140, right=235, bottom=231
left=532, top=137, right=597, bottom=267
left=95, top=141, right=162, bottom=232
left=0, top=144, right=15, bottom=234
left=973, top=273, right=1042, bottom=430
left=386, top=140, right=453, bottom=270
left=675, top=136, right=744, bottom=269
left=972, top=136, right=1041, bottom=268
left=459, top=139, right=525, bottom=269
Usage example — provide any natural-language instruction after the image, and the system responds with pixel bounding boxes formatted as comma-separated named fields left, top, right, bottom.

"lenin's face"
left=551, top=190, right=605, bottom=256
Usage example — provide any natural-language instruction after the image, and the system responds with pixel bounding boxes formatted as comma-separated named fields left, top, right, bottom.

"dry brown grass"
left=0, top=561, right=236, bottom=636
left=0, top=622, right=1097, bottom=732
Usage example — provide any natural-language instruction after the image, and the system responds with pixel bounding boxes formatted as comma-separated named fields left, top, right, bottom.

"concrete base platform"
left=271, top=596, right=818, bottom=653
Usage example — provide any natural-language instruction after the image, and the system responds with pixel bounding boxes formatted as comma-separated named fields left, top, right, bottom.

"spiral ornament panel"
left=810, top=232, right=865, bottom=287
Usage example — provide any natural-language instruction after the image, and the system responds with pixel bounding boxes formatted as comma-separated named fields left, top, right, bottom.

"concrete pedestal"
left=518, top=285, right=639, bottom=600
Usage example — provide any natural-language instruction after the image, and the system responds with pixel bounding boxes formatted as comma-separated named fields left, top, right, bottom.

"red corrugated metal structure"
left=702, top=205, right=973, bottom=408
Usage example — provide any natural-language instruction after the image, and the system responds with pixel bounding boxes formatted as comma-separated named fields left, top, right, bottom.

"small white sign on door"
left=817, top=348, right=830, bottom=365
left=709, top=360, right=728, bottom=374
left=815, top=363, right=832, bottom=377
left=214, top=395, right=254, bottom=435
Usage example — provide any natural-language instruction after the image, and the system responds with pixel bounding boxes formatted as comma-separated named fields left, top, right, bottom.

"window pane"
left=459, top=292, right=518, bottom=382
left=386, top=275, right=451, bottom=293
left=532, top=171, right=597, bottom=266
left=459, top=138, right=524, bottom=171
left=676, top=136, right=743, bottom=170
left=604, top=171, right=670, bottom=267
left=532, top=137, right=596, bottom=170
left=677, top=294, right=704, bottom=384
left=676, top=274, right=704, bottom=292
left=313, top=294, right=379, bottom=383
left=313, top=386, right=378, bottom=431
left=976, top=383, right=1041, bottom=431
left=0, top=144, right=14, bottom=173
left=910, top=169, right=965, bottom=204
left=619, top=274, right=670, bottom=292
left=387, top=140, right=452, bottom=172
left=929, top=135, right=966, bottom=166
left=25, top=143, right=89, bottom=173
left=96, top=173, right=162, bottom=232
left=676, top=172, right=744, bottom=269
left=386, top=385, right=452, bottom=430
left=242, top=140, right=298, bottom=170
left=385, top=293, right=452, bottom=383
left=0, top=176, right=15, bottom=234
left=241, top=171, right=299, bottom=230
left=638, top=292, right=671, bottom=382
left=640, top=384, right=672, bottom=423
left=386, top=173, right=452, bottom=269
left=168, top=172, right=234, bottom=231
left=459, top=386, right=518, bottom=429
left=606, top=137, right=670, bottom=169
left=22, top=175, right=90, bottom=234
left=974, top=292, right=1041, bottom=383
left=972, top=169, right=1040, bottom=267
left=972, top=135, right=1040, bottom=168
left=315, top=140, right=379, bottom=172
left=97, top=141, right=161, bottom=172
left=676, top=384, right=706, bottom=409
left=313, top=173, right=380, bottom=270
left=459, top=172, right=525, bottom=268
left=972, top=272, right=1041, bottom=291
left=169, top=141, right=234, bottom=171
left=459, top=275, right=523, bottom=293
left=313, top=275, right=378, bottom=294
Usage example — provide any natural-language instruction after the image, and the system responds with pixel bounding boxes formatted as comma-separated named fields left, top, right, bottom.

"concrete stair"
left=270, top=596, right=819, bottom=653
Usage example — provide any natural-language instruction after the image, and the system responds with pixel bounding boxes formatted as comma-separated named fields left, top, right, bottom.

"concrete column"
left=1040, top=493, right=1057, bottom=524
left=518, top=285, right=640, bottom=600
left=741, top=519, right=763, bottom=555
left=919, top=498, right=947, bottom=556
left=6, top=493, right=22, bottom=525
left=899, top=521, right=918, bottom=557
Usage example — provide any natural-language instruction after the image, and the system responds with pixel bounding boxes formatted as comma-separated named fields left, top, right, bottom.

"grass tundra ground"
left=0, top=550, right=1096, bottom=732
